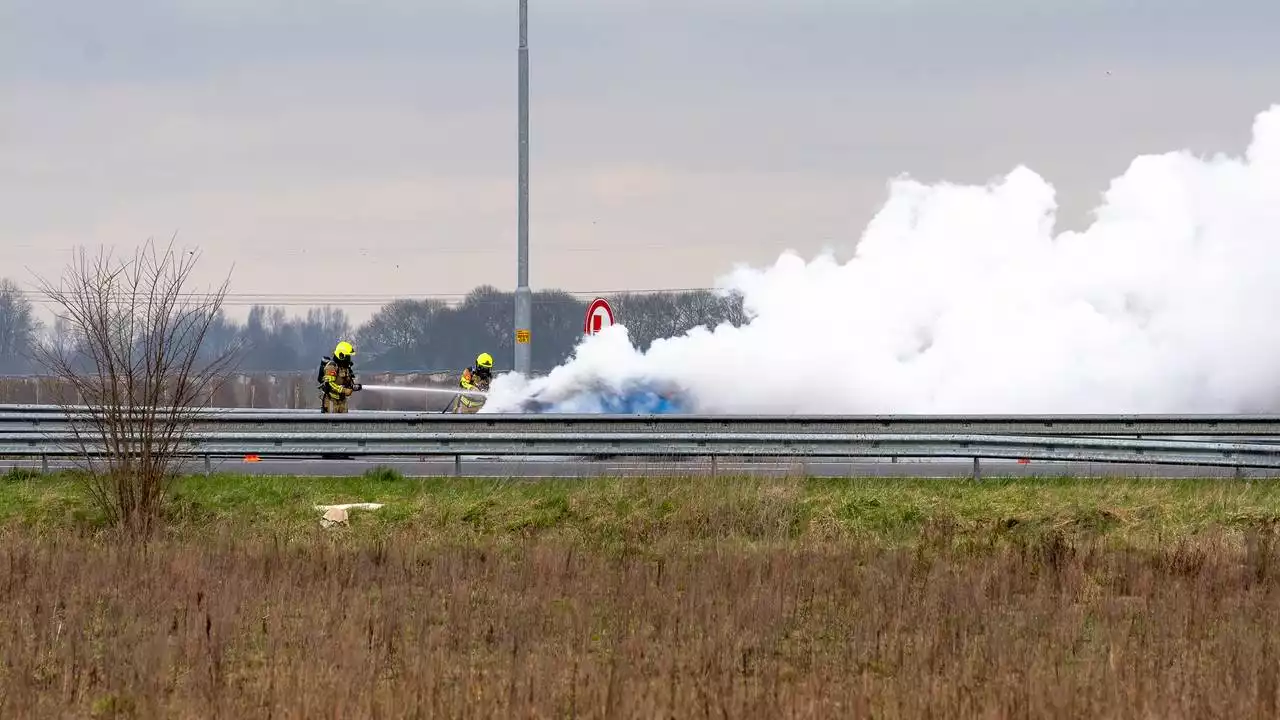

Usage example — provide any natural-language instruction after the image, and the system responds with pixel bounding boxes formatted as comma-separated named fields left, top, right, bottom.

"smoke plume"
left=486, top=104, right=1280, bottom=414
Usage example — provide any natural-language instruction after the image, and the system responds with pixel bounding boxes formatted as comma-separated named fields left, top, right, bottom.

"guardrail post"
left=972, top=457, right=981, bottom=481
left=454, top=454, right=462, bottom=477
left=711, top=455, right=718, bottom=477
left=40, top=454, right=47, bottom=474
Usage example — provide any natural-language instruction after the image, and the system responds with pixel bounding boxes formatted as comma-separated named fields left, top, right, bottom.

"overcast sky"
left=4, top=0, right=1278, bottom=323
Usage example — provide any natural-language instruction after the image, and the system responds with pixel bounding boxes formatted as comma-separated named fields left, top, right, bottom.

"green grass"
left=5, top=465, right=1280, bottom=548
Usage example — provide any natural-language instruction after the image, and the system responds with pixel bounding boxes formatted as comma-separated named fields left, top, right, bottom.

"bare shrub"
left=30, top=238, right=240, bottom=538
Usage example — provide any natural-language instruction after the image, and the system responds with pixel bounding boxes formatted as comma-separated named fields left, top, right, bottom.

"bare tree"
left=31, top=239, right=241, bottom=538
left=0, top=278, right=41, bottom=373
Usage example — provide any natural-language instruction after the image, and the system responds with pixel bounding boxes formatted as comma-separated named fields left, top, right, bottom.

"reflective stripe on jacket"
left=323, top=361, right=354, bottom=399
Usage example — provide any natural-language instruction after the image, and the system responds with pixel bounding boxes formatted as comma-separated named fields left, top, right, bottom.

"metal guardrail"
left=4, top=404, right=1280, bottom=435
left=1, top=405, right=1280, bottom=474
left=2, top=432, right=1279, bottom=466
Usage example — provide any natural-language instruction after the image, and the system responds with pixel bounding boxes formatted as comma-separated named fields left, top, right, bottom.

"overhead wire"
left=8, top=286, right=736, bottom=308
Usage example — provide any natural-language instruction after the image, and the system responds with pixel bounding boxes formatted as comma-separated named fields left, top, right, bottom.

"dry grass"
left=3, top=532, right=1280, bottom=718
left=3, top=472, right=1280, bottom=716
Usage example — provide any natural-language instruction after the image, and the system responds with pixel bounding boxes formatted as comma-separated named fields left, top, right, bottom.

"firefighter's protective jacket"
left=458, top=366, right=490, bottom=407
left=322, top=359, right=356, bottom=399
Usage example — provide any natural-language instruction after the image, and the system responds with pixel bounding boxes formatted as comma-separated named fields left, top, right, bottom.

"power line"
left=9, top=286, right=718, bottom=299
left=8, top=286, right=736, bottom=309
left=4, top=240, right=782, bottom=255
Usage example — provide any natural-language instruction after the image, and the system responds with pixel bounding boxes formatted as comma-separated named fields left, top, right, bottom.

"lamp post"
left=513, top=0, right=532, bottom=374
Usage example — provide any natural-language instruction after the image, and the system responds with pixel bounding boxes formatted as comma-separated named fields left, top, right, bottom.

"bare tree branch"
left=30, top=237, right=242, bottom=538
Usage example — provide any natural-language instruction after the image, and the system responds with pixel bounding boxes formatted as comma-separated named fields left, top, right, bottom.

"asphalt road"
left=4, top=456, right=1275, bottom=478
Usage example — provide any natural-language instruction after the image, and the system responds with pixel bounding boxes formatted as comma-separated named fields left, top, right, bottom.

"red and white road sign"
left=584, top=297, right=614, bottom=335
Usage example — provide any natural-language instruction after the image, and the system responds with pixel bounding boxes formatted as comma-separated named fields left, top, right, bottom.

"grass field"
left=3, top=469, right=1280, bottom=717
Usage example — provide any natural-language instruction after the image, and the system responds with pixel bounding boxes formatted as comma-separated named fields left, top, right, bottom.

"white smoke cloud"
left=487, top=103, right=1280, bottom=414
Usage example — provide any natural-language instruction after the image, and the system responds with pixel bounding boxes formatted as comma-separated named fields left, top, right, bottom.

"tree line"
left=0, top=278, right=747, bottom=375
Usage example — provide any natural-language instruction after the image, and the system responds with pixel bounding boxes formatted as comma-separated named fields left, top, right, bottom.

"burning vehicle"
left=513, top=378, right=692, bottom=414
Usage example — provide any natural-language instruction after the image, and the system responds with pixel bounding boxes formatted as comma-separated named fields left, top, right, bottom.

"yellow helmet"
left=476, top=352, right=493, bottom=369
left=334, top=341, right=354, bottom=361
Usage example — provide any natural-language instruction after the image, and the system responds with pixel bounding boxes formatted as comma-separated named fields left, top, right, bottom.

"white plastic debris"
left=320, top=507, right=348, bottom=528
left=316, top=502, right=383, bottom=528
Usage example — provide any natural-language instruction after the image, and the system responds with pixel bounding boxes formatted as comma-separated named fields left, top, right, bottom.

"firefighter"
left=319, top=340, right=362, bottom=413
left=453, top=352, right=493, bottom=413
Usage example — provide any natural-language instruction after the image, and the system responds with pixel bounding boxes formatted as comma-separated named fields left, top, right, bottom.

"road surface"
left=3, top=456, right=1274, bottom=478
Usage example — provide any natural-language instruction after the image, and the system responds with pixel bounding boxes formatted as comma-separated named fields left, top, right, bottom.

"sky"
left=3, top=0, right=1279, bottom=324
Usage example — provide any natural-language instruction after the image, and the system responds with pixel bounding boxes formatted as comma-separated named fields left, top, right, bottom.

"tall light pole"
left=513, top=0, right=532, bottom=374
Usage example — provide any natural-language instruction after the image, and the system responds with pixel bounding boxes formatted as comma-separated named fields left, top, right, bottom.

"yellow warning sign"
left=515, top=329, right=531, bottom=343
